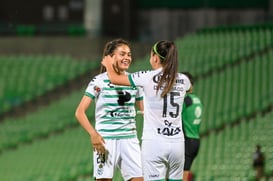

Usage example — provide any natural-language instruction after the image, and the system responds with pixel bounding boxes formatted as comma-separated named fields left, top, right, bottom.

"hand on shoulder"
left=101, top=55, right=115, bottom=69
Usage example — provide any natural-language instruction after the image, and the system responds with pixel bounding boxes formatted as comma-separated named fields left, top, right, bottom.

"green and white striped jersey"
left=85, top=72, right=143, bottom=139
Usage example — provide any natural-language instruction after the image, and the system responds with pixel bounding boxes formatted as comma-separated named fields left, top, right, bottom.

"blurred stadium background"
left=0, top=0, right=272, bottom=180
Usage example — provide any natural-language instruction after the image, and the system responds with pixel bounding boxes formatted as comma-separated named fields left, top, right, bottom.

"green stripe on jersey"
left=136, top=97, right=143, bottom=101
left=128, top=75, right=136, bottom=87
left=102, top=116, right=135, bottom=120
left=99, top=128, right=135, bottom=132
left=103, top=87, right=137, bottom=91
left=100, top=121, right=124, bottom=125
left=84, top=92, right=95, bottom=99
left=103, top=94, right=136, bottom=98
left=104, top=103, right=135, bottom=106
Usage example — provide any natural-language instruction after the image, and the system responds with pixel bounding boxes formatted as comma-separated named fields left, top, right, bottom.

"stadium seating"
left=177, top=26, right=273, bottom=76
left=0, top=24, right=272, bottom=181
left=0, top=55, right=99, bottom=114
left=0, top=90, right=91, bottom=152
left=179, top=24, right=273, bottom=180
left=192, top=112, right=273, bottom=181
left=0, top=126, right=93, bottom=181
left=180, top=27, right=273, bottom=134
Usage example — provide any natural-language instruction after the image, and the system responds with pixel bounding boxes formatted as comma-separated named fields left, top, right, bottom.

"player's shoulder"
left=176, top=72, right=190, bottom=84
left=178, top=72, right=188, bottom=79
left=181, top=73, right=192, bottom=83
left=130, top=70, right=153, bottom=78
left=97, top=72, right=108, bottom=78
left=88, top=72, right=108, bottom=85
left=92, top=72, right=108, bottom=81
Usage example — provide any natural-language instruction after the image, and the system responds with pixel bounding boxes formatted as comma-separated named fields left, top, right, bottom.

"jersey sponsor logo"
left=153, top=74, right=162, bottom=83
left=154, top=85, right=185, bottom=92
left=176, top=78, right=185, bottom=84
left=149, top=174, right=159, bottom=178
left=109, top=108, right=133, bottom=117
left=172, top=86, right=184, bottom=91
left=153, top=74, right=185, bottom=84
left=157, top=120, right=182, bottom=136
left=153, top=75, right=185, bottom=91
left=153, top=85, right=165, bottom=90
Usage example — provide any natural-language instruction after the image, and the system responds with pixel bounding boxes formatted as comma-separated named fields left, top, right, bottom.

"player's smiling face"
left=112, top=45, right=132, bottom=72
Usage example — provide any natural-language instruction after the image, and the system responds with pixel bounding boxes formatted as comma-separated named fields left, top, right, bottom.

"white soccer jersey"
left=85, top=72, right=143, bottom=139
left=128, top=68, right=191, bottom=141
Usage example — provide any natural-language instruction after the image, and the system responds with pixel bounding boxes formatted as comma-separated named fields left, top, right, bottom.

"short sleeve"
left=85, top=76, right=101, bottom=99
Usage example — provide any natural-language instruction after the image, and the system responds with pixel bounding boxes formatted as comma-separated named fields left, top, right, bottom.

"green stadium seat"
left=1, top=23, right=273, bottom=181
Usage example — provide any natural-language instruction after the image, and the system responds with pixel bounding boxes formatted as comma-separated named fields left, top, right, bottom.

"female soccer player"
left=102, top=40, right=191, bottom=181
left=75, top=38, right=144, bottom=181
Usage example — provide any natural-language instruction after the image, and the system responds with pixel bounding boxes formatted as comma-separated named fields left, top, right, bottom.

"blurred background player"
left=182, top=72, right=203, bottom=181
left=75, top=38, right=144, bottom=181
left=253, top=144, right=265, bottom=181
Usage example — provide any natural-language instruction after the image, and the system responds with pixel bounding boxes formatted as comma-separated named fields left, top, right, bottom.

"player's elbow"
left=75, top=107, right=82, bottom=121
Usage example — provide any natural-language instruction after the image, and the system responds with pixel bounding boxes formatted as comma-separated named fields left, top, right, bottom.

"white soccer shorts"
left=141, top=139, right=184, bottom=181
left=93, top=137, right=143, bottom=180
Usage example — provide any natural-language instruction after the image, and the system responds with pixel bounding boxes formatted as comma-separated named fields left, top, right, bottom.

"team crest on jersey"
left=94, top=86, right=101, bottom=93
left=117, top=91, right=131, bottom=105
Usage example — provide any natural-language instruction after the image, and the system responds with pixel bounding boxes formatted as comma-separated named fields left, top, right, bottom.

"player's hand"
left=101, top=55, right=115, bottom=68
left=90, top=131, right=106, bottom=154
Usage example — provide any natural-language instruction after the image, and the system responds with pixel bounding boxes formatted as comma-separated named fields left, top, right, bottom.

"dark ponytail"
left=152, top=40, right=178, bottom=97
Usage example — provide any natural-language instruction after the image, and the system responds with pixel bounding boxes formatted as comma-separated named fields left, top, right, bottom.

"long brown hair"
left=100, top=38, right=130, bottom=73
left=152, top=40, right=178, bottom=97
